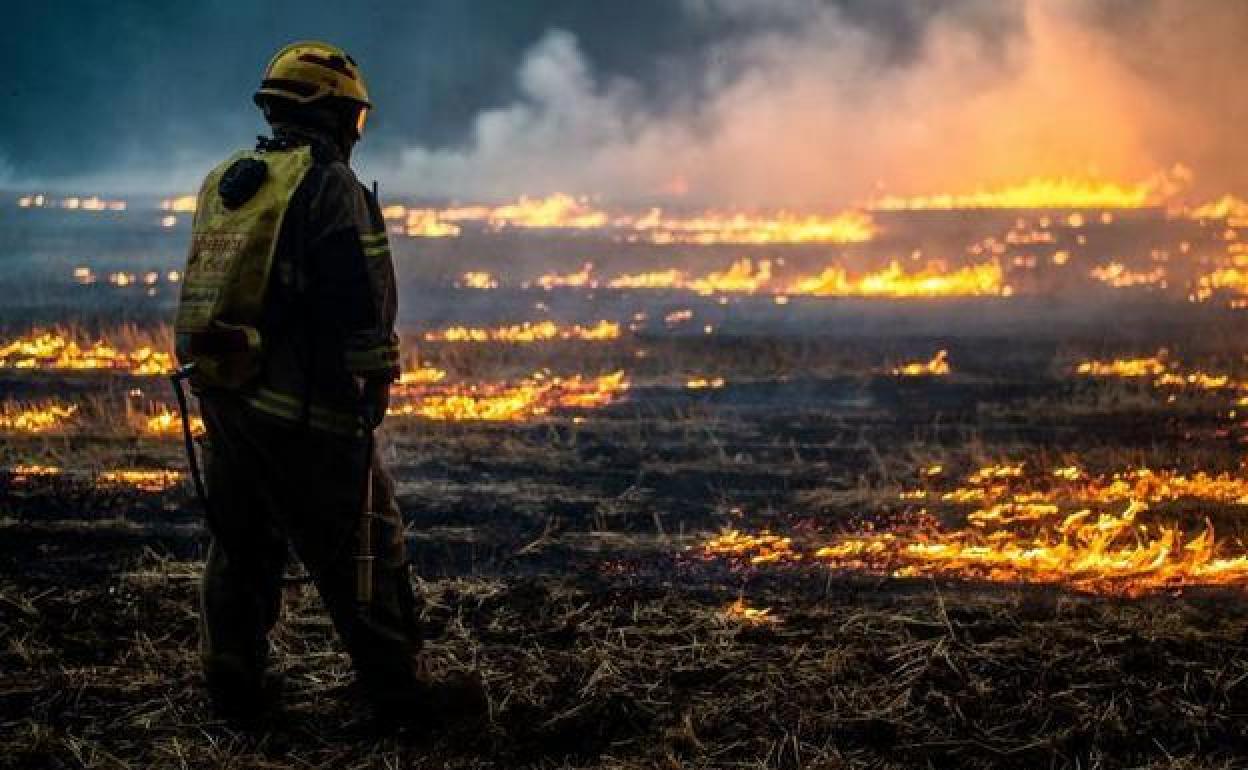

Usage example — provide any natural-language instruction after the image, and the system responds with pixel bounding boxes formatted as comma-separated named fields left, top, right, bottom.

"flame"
left=892, top=350, right=951, bottom=377
left=0, top=330, right=173, bottom=375
left=1090, top=263, right=1167, bottom=289
left=601, top=259, right=773, bottom=295
left=687, top=259, right=773, bottom=295
left=143, top=408, right=205, bottom=438
left=457, top=272, right=499, bottom=290
left=703, top=530, right=800, bottom=565
left=422, top=320, right=620, bottom=343
left=389, top=371, right=628, bottom=421
left=788, top=261, right=1007, bottom=298
left=0, top=402, right=79, bottom=433
left=10, top=464, right=62, bottom=481
left=533, top=263, right=596, bottom=290
left=398, top=366, right=447, bottom=385
left=377, top=195, right=874, bottom=243
left=397, top=208, right=462, bottom=237
left=629, top=209, right=875, bottom=244
left=609, top=270, right=687, bottom=291
left=160, top=195, right=197, bottom=213
left=702, top=462, right=1248, bottom=595
left=97, top=469, right=184, bottom=492
left=1076, top=354, right=1169, bottom=378
left=722, top=598, right=778, bottom=625
left=1190, top=195, right=1248, bottom=225
left=686, top=377, right=726, bottom=389
left=870, top=176, right=1162, bottom=211
left=1076, top=353, right=1246, bottom=393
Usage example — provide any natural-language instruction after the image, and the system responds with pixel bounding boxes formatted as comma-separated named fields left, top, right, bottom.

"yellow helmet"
left=254, top=41, right=371, bottom=108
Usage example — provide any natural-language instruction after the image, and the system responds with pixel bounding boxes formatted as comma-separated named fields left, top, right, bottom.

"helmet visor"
left=354, top=106, right=370, bottom=137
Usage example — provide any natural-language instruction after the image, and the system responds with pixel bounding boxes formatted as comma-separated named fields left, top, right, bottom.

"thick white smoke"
left=387, top=0, right=1247, bottom=206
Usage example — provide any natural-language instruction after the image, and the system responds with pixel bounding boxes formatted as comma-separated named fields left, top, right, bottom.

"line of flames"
left=515, top=259, right=1011, bottom=298
left=701, top=462, right=1248, bottom=595
left=422, top=320, right=620, bottom=343
left=8, top=464, right=184, bottom=492
left=388, top=371, right=629, bottom=421
left=0, top=331, right=172, bottom=375
left=1076, top=353, right=1248, bottom=396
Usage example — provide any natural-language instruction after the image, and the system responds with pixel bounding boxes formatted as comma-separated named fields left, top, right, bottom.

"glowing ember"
left=892, top=350, right=950, bottom=377
left=0, top=330, right=173, bottom=375
left=0, top=402, right=79, bottom=433
left=422, top=320, right=620, bottom=343
left=389, top=371, right=628, bottom=421
left=789, top=261, right=1007, bottom=298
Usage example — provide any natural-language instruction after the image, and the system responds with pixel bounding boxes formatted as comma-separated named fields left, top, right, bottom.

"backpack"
left=174, top=146, right=314, bottom=389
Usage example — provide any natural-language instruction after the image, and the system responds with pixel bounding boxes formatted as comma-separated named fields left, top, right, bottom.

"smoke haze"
left=3, top=1, right=1245, bottom=203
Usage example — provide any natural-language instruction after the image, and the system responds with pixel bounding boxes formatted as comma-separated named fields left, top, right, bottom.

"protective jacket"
left=177, top=124, right=400, bottom=435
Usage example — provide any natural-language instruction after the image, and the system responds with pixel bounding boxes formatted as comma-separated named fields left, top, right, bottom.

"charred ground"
left=4, top=314, right=1248, bottom=769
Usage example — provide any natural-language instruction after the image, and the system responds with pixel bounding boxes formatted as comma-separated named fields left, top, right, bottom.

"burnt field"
left=4, top=304, right=1248, bottom=769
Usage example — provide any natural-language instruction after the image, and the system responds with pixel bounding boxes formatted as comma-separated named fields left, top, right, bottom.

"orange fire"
left=722, top=598, right=778, bottom=625
left=1076, top=354, right=1169, bottom=378
left=702, top=462, right=1248, bottom=595
left=0, top=330, right=173, bottom=375
left=142, top=407, right=205, bottom=438
left=97, top=469, right=184, bottom=492
left=628, top=209, right=876, bottom=245
left=389, top=371, right=628, bottom=421
left=892, top=350, right=951, bottom=377
left=870, top=176, right=1163, bottom=211
left=532, top=263, right=596, bottom=290
left=789, top=261, right=1008, bottom=298
left=0, top=402, right=79, bottom=433
left=422, top=320, right=620, bottom=343
left=456, top=272, right=499, bottom=290
left=686, top=377, right=726, bottom=389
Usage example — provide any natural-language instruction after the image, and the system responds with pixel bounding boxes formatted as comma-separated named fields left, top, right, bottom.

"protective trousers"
left=196, top=392, right=420, bottom=712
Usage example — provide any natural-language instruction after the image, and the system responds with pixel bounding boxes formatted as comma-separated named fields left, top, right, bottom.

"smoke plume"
left=389, top=0, right=1248, bottom=206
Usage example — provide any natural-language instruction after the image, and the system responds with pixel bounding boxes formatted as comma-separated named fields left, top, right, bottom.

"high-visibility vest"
left=175, top=147, right=314, bottom=389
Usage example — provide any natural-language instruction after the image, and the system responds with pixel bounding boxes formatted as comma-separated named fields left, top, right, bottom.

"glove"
left=360, top=377, right=391, bottom=430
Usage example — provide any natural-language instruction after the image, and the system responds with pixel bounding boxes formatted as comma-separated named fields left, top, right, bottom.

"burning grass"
left=702, top=461, right=1248, bottom=596
left=389, top=370, right=628, bottom=421
left=422, top=320, right=620, bottom=343
left=0, top=327, right=173, bottom=375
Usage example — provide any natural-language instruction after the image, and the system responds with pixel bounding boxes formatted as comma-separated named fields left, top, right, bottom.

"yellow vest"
left=175, top=147, right=314, bottom=389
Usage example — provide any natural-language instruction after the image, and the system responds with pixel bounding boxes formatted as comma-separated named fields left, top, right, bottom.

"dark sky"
left=0, top=1, right=965, bottom=189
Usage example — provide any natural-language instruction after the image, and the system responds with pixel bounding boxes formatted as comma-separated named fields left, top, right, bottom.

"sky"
left=2, top=1, right=1245, bottom=205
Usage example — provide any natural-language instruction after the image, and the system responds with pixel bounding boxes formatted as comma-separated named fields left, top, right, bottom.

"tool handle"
left=170, top=365, right=209, bottom=512
left=356, top=434, right=376, bottom=609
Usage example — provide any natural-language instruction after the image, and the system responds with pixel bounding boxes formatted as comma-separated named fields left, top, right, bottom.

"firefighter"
left=174, top=41, right=431, bottom=726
